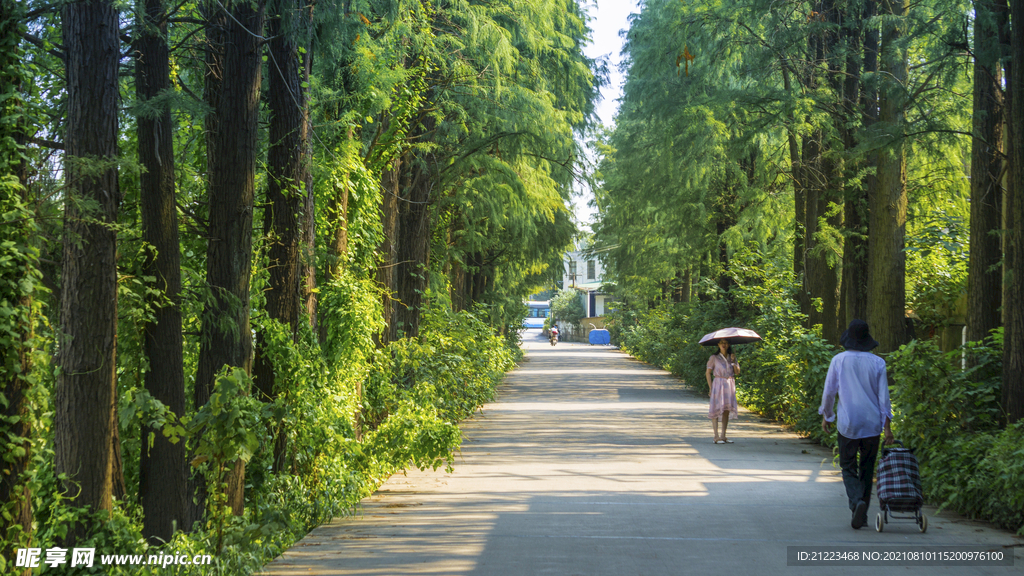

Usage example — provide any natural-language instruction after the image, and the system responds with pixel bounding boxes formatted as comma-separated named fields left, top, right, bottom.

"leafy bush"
left=904, top=211, right=969, bottom=331
left=550, top=288, right=586, bottom=334
left=20, top=300, right=517, bottom=574
left=888, top=334, right=1022, bottom=534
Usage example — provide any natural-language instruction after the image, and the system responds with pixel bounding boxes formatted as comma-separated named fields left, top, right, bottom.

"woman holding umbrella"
left=706, top=339, right=740, bottom=443
left=700, top=328, right=760, bottom=444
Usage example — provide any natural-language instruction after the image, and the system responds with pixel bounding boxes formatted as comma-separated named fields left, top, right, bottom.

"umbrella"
left=699, top=327, right=762, bottom=346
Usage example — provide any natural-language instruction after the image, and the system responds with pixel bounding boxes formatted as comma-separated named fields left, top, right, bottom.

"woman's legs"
left=721, top=411, right=730, bottom=441
left=711, top=417, right=719, bottom=441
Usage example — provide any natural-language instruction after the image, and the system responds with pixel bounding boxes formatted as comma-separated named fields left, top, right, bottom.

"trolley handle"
left=882, top=439, right=913, bottom=457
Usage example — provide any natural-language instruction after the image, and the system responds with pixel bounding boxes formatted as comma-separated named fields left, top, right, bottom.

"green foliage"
left=726, top=250, right=839, bottom=439
left=3, top=0, right=591, bottom=572
left=0, top=15, right=52, bottom=550
left=890, top=337, right=1004, bottom=442
left=550, top=288, right=586, bottom=331
left=904, top=208, right=969, bottom=329
left=473, top=294, right=528, bottom=352
left=365, top=306, right=515, bottom=429
left=16, top=300, right=516, bottom=573
left=362, top=402, right=461, bottom=476
left=888, top=334, right=1022, bottom=534
left=318, top=270, right=382, bottom=367
left=418, top=0, right=594, bottom=315
left=189, top=368, right=265, bottom=473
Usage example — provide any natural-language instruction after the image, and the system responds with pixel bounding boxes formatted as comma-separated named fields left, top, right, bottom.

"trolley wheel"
left=875, top=512, right=884, bottom=532
left=919, top=514, right=927, bottom=533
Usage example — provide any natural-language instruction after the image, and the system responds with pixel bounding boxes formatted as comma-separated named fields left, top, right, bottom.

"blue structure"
left=524, top=301, right=550, bottom=328
left=588, top=329, right=611, bottom=345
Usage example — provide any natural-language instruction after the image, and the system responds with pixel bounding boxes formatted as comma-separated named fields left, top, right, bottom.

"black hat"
left=840, top=319, right=879, bottom=351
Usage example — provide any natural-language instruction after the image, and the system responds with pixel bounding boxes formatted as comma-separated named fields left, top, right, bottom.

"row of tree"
left=591, top=0, right=1022, bottom=422
left=1, top=0, right=596, bottom=558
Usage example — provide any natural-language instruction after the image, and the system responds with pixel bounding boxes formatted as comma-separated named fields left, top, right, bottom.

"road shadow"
left=261, top=343, right=1024, bottom=576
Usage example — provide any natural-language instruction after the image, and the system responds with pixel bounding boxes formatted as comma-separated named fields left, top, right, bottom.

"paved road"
left=263, top=329, right=1022, bottom=575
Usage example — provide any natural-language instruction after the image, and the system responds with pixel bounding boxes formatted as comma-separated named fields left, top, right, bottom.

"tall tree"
left=783, top=66, right=806, bottom=280
left=55, top=0, right=121, bottom=543
left=1003, top=0, right=1024, bottom=423
left=425, top=0, right=596, bottom=321
left=967, top=0, right=1008, bottom=345
left=194, top=0, right=265, bottom=518
left=803, top=0, right=843, bottom=345
left=376, top=157, right=401, bottom=346
left=135, top=0, right=188, bottom=542
left=393, top=120, right=435, bottom=339
left=841, top=0, right=869, bottom=326
left=866, top=0, right=909, bottom=353
left=1, top=0, right=37, bottom=560
left=254, top=0, right=312, bottom=470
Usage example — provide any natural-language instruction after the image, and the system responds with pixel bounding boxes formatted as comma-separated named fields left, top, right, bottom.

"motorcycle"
left=549, top=328, right=559, bottom=346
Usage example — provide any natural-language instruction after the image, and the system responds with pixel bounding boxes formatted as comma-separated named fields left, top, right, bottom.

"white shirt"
left=818, top=350, right=892, bottom=439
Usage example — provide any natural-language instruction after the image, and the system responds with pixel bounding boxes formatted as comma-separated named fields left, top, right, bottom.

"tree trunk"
left=803, top=8, right=844, bottom=344
left=967, top=0, right=1007, bottom=345
left=254, top=0, right=310, bottom=472
left=450, top=258, right=468, bottom=312
left=800, top=129, right=821, bottom=318
left=472, top=267, right=490, bottom=303
left=187, top=1, right=224, bottom=529
left=803, top=134, right=842, bottom=344
left=0, top=1, right=34, bottom=562
left=394, top=158, right=433, bottom=339
left=55, top=0, right=120, bottom=544
left=327, top=181, right=350, bottom=275
left=302, top=175, right=317, bottom=331
left=795, top=31, right=824, bottom=323
left=194, top=0, right=265, bottom=518
left=300, top=20, right=317, bottom=334
left=849, top=0, right=879, bottom=331
left=807, top=185, right=843, bottom=345
left=1002, top=0, right=1024, bottom=423
left=673, top=269, right=691, bottom=303
left=783, top=67, right=805, bottom=280
left=867, top=0, right=909, bottom=353
left=324, top=125, right=354, bottom=288
left=0, top=265, right=33, bottom=565
left=1001, top=0, right=1012, bottom=337
left=135, top=0, right=188, bottom=542
left=375, top=157, right=401, bottom=346
left=318, top=176, right=347, bottom=345
left=840, top=3, right=868, bottom=326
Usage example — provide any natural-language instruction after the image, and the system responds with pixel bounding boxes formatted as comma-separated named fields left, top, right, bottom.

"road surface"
left=262, top=329, right=1021, bottom=575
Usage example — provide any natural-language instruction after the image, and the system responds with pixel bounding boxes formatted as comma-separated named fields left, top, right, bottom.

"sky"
left=572, top=0, right=639, bottom=232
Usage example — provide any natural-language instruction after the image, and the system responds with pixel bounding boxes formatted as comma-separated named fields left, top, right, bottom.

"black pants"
left=837, top=432, right=880, bottom=511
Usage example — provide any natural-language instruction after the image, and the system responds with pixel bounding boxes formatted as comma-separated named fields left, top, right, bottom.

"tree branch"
left=24, top=4, right=59, bottom=20
left=28, top=136, right=64, bottom=150
left=20, top=31, right=64, bottom=60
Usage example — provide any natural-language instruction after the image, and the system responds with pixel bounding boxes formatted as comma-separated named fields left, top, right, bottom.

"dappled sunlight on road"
left=262, top=339, right=1023, bottom=576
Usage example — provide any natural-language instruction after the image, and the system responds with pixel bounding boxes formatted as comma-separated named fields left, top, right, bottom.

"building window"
left=568, top=261, right=577, bottom=283
left=587, top=260, right=595, bottom=280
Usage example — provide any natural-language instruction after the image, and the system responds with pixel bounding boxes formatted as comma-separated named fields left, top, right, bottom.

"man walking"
left=819, top=319, right=894, bottom=529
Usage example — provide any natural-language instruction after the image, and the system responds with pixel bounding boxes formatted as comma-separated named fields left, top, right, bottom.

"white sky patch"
left=573, top=0, right=639, bottom=233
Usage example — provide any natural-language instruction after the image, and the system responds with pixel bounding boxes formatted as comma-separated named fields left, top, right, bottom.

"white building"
left=562, top=250, right=610, bottom=318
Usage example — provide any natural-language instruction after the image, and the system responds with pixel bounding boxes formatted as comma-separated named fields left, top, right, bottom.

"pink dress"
left=707, top=354, right=739, bottom=419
